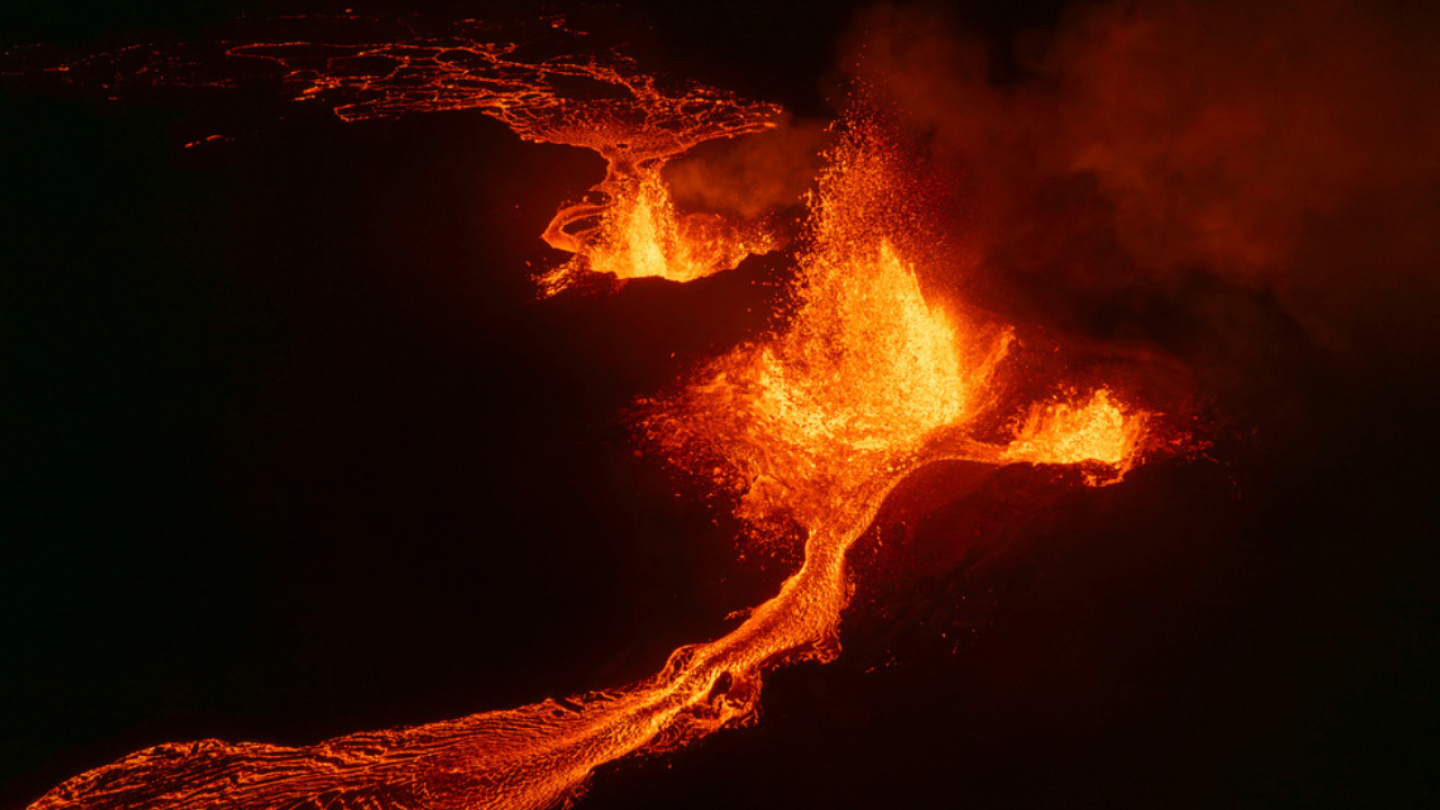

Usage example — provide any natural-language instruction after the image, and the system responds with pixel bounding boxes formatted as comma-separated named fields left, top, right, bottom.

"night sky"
left=4, top=2, right=1438, bottom=808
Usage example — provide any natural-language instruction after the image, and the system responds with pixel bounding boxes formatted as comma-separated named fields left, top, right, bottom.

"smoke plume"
left=840, top=0, right=1440, bottom=369
left=665, top=113, right=829, bottom=218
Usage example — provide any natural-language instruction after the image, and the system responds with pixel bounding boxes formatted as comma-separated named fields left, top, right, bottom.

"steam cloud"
left=839, top=0, right=1440, bottom=368
left=665, top=113, right=830, bottom=218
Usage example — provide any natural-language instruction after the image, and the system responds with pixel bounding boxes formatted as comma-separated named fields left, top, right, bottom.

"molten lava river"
left=21, top=16, right=1186, bottom=810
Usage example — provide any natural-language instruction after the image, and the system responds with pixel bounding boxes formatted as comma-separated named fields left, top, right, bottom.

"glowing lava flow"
left=29, top=102, right=1158, bottom=810
left=3, top=15, right=779, bottom=291
left=231, top=20, right=783, bottom=292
